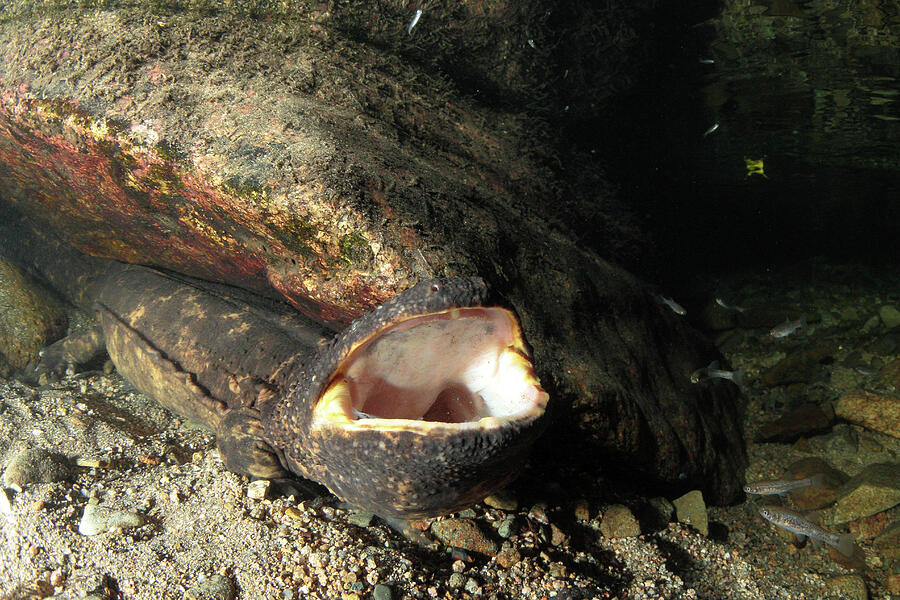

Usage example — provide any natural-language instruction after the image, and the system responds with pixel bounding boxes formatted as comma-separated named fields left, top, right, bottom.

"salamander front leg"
left=33, top=324, right=106, bottom=382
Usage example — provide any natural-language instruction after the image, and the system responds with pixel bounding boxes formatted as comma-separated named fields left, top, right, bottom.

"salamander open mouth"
left=313, top=307, right=547, bottom=428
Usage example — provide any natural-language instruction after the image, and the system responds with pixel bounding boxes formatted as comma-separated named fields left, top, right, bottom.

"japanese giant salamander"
left=0, top=211, right=548, bottom=519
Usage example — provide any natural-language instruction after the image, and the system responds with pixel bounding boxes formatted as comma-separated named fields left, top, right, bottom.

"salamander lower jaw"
left=309, top=304, right=549, bottom=518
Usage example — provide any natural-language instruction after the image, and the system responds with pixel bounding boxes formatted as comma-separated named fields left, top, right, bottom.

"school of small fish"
left=654, top=288, right=864, bottom=564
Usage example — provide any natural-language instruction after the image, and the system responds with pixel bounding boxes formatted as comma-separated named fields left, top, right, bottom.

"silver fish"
left=715, top=297, right=746, bottom=312
left=770, top=316, right=806, bottom=338
left=744, top=474, right=825, bottom=496
left=703, top=122, right=719, bottom=137
left=408, top=9, right=423, bottom=35
left=759, top=505, right=857, bottom=557
left=659, top=295, right=687, bottom=316
left=698, top=58, right=716, bottom=64
left=690, top=360, right=743, bottom=386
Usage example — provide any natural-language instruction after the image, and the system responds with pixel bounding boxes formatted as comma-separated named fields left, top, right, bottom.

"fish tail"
left=836, top=533, right=857, bottom=558
left=731, top=370, right=745, bottom=387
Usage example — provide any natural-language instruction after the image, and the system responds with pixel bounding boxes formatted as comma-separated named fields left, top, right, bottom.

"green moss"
left=266, top=213, right=316, bottom=259
left=145, top=162, right=185, bottom=194
left=154, top=139, right=186, bottom=163
left=339, top=232, right=372, bottom=266
left=222, top=174, right=271, bottom=204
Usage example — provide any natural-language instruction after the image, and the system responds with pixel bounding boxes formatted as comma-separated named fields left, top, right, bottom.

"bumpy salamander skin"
left=262, top=278, right=546, bottom=518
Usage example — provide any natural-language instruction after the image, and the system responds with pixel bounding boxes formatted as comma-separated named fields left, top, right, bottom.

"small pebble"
left=496, top=516, right=516, bottom=539
left=495, top=542, right=521, bottom=569
left=182, top=574, right=235, bottom=600
left=548, top=563, right=567, bottom=578
left=573, top=499, right=590, bottom=522
left=372, top=583, right=392, bottom=600
left=599, top=504, right=641, bottom=539
left=825, top=574, right=867, bottom=600
left=431, top=519, right=498, bottom=556
left=549, top=523, right=568, bottom=546
left=879, top=305, right=900, bottom=330
left=284, top=507, right=304, bottom=521
left=672, top=490, right=708, bottom=536
left=246, top=480, right=269, bottom=500
left=483, top=490, right=518, bottom=511
left=2, top=448, right=72, bottom=492
left=448, top=573, right=466, bottom=589
left=346, top=511, right=373, bottom=527
left=464, top=578, right=479, bottom=594
left=527, top=503, right=549, bottom=524
left=78, top=503, right=144, bottom=536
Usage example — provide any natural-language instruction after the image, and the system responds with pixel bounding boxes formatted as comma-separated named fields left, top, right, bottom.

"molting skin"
left=264, top=278, right=549, bottom=518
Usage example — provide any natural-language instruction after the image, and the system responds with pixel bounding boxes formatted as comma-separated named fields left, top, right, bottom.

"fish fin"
left=836, top=533, right=857, bottom=558
left=708, top=360, right=720, bottom=370
left=794, top=533, right=807, bottom=544
left=809, top=536, right=823, bottom=550
left=731, top=370, right=744, bottom=387
left=798, top=316, right=807, bottom=327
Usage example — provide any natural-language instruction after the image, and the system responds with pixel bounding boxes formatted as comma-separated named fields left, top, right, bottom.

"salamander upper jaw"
left=309, top=303, right=548, bottom=518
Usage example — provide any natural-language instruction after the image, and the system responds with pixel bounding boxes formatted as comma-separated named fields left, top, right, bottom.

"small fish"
left=769, top=316, right=806, bottom=338
left=759, top=505, right=857, bottom=558
left=690, top=360, right=744, bottom=386
left=715, top=297, right=746, bottom=312
left=527, top=38, right=537, bottom=49
left=854, top=366, right=876, bottom=376
left=659, top=295, right=687, bottom=316
left=703, top=122, right=719, bottom=137
left=744, top=473, right=825, bottom=496
left=407, top=9, right=423, bottom=35
left=699, top=58, right=716, bottom=64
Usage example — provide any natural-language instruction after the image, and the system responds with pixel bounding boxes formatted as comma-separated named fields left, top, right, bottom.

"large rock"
left=835, top=390, right=900, bottom=439
left=0, top=4, right=746, bottom=502
left=785, top=457, right=848, bottom=511
left=832, top=463, right=900, bottom=524
left=0, top=256, right=67, bottom=371
left=756, top=403, right=833, bottom=443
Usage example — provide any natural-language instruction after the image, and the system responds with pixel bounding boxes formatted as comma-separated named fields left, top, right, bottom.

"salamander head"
left=268, top=278, right=548, bottom=519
